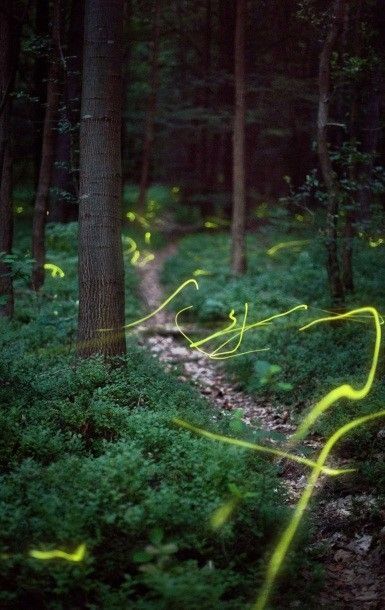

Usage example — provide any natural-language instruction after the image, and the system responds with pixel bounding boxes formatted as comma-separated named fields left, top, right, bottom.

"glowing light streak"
left=193, top=269, right=212, bottom=276
left=29, top=544, right=86, bottom=562
left=172, top=418, right=353, bottom=476
left=175, top=304, right=307, bottom=361
left=43, top=263, right=65, bottom=278
left=211, top=497, right=240, bottom=530
left=138, top=252, right=155, bottom=267
left=130, top=250, right=140, bottom=265
left=144, top=231, right=151, bottom=244
left=175, top=307, right=268, bottom=360
left=369, top=237, right=384, bottom=248
left=254, top=408, right=385, bottom=610
left=99, top=279, right=199, bottom=332
left=266, top=240, right=309, bottom=257
left=292, top=307, right=381, bottom=441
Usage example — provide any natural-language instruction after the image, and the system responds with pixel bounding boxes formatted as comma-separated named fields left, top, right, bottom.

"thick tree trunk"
left=0, top=4, right=14, bottom=317
left=137, top=0, right=161, bottom=213
left=231, top=0, right=246, bottom=275
left=317, top=0, right=346, bottom=307
left=31, top=0, right=61, bottom=290
left=77, top=0, right=126, bottom=358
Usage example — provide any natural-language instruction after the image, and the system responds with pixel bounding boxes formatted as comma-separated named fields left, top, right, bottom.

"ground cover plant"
left=162, top=226, right=385, bottom=456
left=0, top=222, right=320, bottom=609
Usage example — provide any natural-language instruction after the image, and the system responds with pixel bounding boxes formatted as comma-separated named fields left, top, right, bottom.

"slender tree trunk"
left=317, top=0, right=346, bottom=307
left=77, top=0, right=126, bottom=358
left=231, top=0, right=246, bottom=275
left=31, top=0, right=61, bottom=290
left=218, top=0, right=235, bottom=199
left=0, top=3, right=14, bottom=317
left=32, top=0, right=49, bottom=190
left=137, top=0, right=161, bottom=213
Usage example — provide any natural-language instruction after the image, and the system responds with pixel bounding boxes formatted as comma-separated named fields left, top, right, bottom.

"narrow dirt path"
left=136, top=244, right=385, bottom=609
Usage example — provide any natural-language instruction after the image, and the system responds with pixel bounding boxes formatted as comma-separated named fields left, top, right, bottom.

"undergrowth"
left=0, top=222, right=320, bottom=608
left=162, top=229, right=385, bottom=463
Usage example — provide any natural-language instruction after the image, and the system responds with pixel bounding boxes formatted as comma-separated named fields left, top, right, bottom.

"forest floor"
left=137, top=242, right=385, bottom=610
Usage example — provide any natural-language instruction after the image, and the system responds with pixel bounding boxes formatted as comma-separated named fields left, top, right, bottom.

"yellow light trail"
left=99, top=278, right=199, bottom=332
left=172, top=418, right=353, bottom=476
left=29, top=544, right=86, bottom=562
left=254, top=408, right=385, bottom=610
left=266, top=240, right=309, bottom=257
left=292, top=307, right=381, bottom=441
left=43, top=263, right=65, bottom=278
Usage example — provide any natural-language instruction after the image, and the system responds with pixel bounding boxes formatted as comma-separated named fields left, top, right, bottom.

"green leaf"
left=277, top=382, right=293, bottom=391
left=132, top=550, right=152, bottom=564
left=149, top=527, right=164, bottom=545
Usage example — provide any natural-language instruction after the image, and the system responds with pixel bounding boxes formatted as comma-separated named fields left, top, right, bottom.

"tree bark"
left=317, top=0, right=346, bottom=307
left=77, top=0, right=126, bottom=358
left=0, top=3, right=14, bottom=317
left=31, top=0, right=61, bottom=290
left=231, top=0, right=246, bottom=275
left=137, top=0, right=161, bottom=214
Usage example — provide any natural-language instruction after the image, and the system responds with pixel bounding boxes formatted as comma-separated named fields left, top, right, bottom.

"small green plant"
left=0, top=251, right=34, bottom=280
left=250, top=360, right=293, bottom=393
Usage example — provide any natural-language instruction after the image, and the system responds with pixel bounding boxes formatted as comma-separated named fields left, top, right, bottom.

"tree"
left=77, top=0, right=126, bottom=358
left=31, top=0, right=61, bottom=290
left=231, top=0, right=246, bottom=275
left=0, top=2, right=15, bottom=317
left=137, top=0, right=161, bottom=213
left=317, top=0, right=346, bottom=307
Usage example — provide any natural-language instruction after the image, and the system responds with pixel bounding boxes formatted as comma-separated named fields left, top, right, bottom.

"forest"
left=1, top=0, right=385, bottom=608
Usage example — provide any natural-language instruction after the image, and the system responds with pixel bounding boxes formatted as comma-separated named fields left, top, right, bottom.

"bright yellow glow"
left=175, top=304, right=307, bottom=361
left=211, top=497, right=240, bottom=529
left=16, top=206, right=24, bottom=214
left=144, top=231, right=151, bottom=244
left=126, top=211, right=136, bottom=221
left=369, top=237, right=384, bottom=248
left=266, top=240, right=309, bottom=257
left=43, top=263, right=65, bottom=278
left=130, top=250, right=140, bottom=265
left=295, top=214, right=304, bottom=222
left=254, top=408, right=385, bottom=610
left=193, top=269, right=212, bottom=276
left=292, top=307, right=381, bottom=441
left=172, top=418, right=353, bottom=476
left=123, top=236, right=137, bottom=254
left=174, top=304, right=383, bottom=610
left=99, top=279, right=199, bottom=332
left=29, top=544, right=86, bottom=562
left=138, top=252, right=155, bottom=267
left=171, top=186, right=180, bottom=194
left=204, top=221, right=218, bottom=229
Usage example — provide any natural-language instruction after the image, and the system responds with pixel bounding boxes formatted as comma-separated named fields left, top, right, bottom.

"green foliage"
left=162, top=230, right=385, bottom=457
left=0, top=223, right=319, bottom=608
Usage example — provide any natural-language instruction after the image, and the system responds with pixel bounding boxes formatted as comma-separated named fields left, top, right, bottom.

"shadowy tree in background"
left=317, top=0, right=346, bottom=307
left=50, top=0, right=84, bottom=223
left=231, top=0, right=246, bottom=275
left=137, top=0, right=161, bottom=213
left=77, top=0, right=126, bottom=358
left=31, top=0, right=61, bottom=290
left=0, top=1, right=15, bottom=316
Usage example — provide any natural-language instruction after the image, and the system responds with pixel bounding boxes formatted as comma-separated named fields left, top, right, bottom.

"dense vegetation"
left=1, top=0, right=385, bottom=608
left=0, top=223, right=319, bottom=609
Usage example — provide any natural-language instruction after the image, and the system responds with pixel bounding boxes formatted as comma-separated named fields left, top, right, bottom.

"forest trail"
left=136, top=244, right=385, bottom=610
